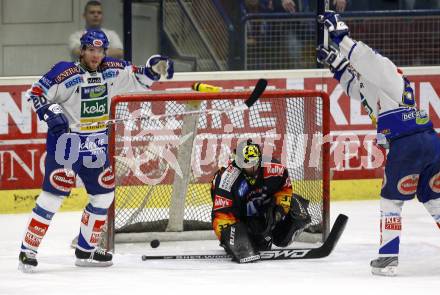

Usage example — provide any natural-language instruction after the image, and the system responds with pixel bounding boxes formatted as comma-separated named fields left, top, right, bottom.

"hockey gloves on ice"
left=320, top=10, right=349, bottom=45
left=317, top=45, right=349, bottom=81
left=145, top=54, right=174, bottom=81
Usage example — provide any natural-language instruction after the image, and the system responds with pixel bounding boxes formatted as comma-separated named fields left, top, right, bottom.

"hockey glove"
left=145, top=54, right=174, bottom=81
left=37, top=103, right=69, bottom=137
left=319, top=10, right=349, bottom=45
left=317, top=45, right=349, bottom=80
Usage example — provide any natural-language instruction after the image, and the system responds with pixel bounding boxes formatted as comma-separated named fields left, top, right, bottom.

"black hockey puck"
left=150, top=239, right=160, bottom=248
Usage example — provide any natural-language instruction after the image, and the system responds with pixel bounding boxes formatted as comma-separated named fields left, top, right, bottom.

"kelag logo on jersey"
left=81, top=98, right=108, bottom=118
left=81, top=85, right=108, bottom=100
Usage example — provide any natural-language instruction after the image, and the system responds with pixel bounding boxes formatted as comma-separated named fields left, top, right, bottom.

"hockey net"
left=105, top=88, right=330, bottom=251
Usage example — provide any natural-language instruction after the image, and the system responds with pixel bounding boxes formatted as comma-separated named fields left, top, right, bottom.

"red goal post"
left=105, top=89, right=330, bottom=251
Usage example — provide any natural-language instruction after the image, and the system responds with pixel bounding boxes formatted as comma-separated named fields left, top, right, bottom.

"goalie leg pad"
left=21, top=191, right=63, bottom=253
left=220, top=222, right=260, bottom=263
left=378, top=198, right=404, bottom=256
left=272, top=194, right=311, bottom=247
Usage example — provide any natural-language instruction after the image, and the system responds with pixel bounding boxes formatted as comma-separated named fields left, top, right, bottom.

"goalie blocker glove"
left=220, top=222, right=260, bottom=263
left=317, top=45, right=349, bottom=81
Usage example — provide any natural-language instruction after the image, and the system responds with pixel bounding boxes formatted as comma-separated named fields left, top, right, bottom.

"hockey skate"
left=75, top=247, right=113, bottom=267
left=370, top=256, right=398, bottom=276
left=18, top=250, right=38, bottom=273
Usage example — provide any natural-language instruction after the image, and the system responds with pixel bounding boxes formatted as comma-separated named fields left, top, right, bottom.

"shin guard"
left=77, top=204, right=107, bottom=251
left=378, top=198, right=404, bottom=256
left=21, top=191, right=63, bottom=253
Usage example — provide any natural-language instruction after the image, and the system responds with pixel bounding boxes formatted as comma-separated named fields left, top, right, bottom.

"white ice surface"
left=1, top=200, right=440, bottom=295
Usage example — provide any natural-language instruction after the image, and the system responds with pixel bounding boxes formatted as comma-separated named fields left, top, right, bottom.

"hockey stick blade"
left=259, top=213, right=348, bottom=260
left=244, top=79, right=267, bottom=108
left=141, top=214, right=348, bottom=261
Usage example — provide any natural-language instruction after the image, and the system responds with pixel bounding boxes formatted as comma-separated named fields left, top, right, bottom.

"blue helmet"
left=80, top=29, right=109, bottom=50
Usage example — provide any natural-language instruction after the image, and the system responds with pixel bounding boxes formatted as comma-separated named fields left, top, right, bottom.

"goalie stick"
left=70, top=78, right=267, bottom=129
left=141, top=214, right=348, bottom=261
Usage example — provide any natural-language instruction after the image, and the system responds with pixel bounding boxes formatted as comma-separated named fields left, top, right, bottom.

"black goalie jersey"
left=210, top=159, right=293, bottom=239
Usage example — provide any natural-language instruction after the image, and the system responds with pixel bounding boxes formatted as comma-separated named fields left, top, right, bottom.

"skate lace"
left=23, top=251, right=37, bottom=260
left=94, top=247, right=108, bottom=256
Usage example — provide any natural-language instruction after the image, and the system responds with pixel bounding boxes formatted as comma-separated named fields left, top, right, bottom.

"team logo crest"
left=93, top=39, right=103, bottom=47
left=49, top=168, right=75, bottom=192
left=98, top=166, right=115, bottom=189
left=397, top=174, right=419, bottom=195
left=429, top=172, right=440, bottom=193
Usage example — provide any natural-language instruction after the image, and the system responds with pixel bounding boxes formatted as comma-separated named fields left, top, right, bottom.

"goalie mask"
left=80, top=29, right=109, bottom=50
left=235, top=139, right=262, bottom=181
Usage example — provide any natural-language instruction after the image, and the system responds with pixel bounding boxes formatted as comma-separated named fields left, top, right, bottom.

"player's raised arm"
left=106, top=53, right=174, bottom=97
left=318, top=10, right=440, bottom=277
left=321, top=11, right=404, bottom=104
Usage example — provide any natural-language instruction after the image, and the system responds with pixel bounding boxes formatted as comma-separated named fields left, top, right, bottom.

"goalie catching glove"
left=145, top=54, right=174, bottom=81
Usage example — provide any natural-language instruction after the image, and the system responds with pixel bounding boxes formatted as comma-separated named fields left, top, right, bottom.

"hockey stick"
left=70, top=79, right=267, bottom=129
left=317, top=0, right=330, bottom=49
left=323, top=0, right=329, bottom=49
left=141, top=214, right=348, bottom=261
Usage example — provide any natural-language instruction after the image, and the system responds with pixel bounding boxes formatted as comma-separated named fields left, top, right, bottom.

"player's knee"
left=89, top=191, right=114, bottom=210
left=36, top=190, right=64, bottom=214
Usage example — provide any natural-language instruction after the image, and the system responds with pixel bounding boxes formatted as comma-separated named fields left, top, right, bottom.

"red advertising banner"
left=1, top=75, right=439, bottom=190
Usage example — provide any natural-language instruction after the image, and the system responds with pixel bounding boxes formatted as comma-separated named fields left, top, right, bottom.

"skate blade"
left=75, top=258, right=113, bottom=267
left=371, top=266, right=397, bottom=276
left=18, top=262, right=36, bottom=273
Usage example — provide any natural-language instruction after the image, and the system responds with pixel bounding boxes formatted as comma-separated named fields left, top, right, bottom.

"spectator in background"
left=69, top=1, right=123, bottom=60
left=301, top=0, right=367, bottom=12
left=333, top=0, right=348, bottom=12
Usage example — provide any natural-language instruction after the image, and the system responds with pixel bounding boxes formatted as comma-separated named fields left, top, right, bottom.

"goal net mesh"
left=106, top=89, right=329, bottom=249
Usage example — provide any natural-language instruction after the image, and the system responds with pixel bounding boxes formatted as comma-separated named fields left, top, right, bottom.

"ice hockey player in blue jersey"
left=19, top=30, right=174, bottom=272
left=317, top=11, right=440, bottom=276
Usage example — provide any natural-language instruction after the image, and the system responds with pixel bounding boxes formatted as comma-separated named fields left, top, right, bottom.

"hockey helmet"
left=80, top=29, right=109, bottom=50
left=235, top=139, right=262, bottom=169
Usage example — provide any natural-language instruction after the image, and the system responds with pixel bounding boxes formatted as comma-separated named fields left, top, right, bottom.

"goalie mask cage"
left=105, top=89, right=330, bottom=251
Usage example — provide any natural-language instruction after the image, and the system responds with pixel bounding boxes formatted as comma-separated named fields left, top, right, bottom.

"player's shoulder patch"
left=100, top=57, right=128, bottom=71
left=262, top=161, right=285, bottom=178
left=219, top=165, right=241, bottom=192
left=46, top=61, right=80, bottom=84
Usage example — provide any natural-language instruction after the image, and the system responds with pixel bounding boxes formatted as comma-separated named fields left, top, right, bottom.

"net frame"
left=105, top=89, right=330, bottom=251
